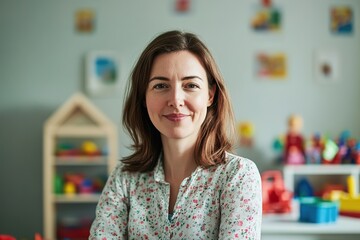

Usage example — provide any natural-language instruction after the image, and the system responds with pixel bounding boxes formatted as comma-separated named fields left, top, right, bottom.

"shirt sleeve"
left=89, top=162, right=129, bottom=239
left=218, top=157, right=262, bottom=240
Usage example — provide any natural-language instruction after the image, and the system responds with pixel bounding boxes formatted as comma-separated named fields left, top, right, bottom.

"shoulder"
left=217, top=152, right=261, bottom=182
left=224, top=152, right=259, bottom=172
left=110, top=160, right=142, bottom=183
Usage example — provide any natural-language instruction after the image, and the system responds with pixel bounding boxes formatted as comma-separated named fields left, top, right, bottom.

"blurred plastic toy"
left=56, top=140, right=102, bottom=156
left=262, top=170, right=292, bottom=214
left=299, top=197, right=339, bottom=223
left=81, top=140, right=101, bottom=156
left=238, top=121, right=255, bottom=147
left=64, top=182, right=76, bottom=195
left=284, top=114, right=305, bottom=165
left=273, top=124, right=359, bottom=165
left=356, top=142, right=360, bottom=164
left=295, top=178, right=314, bottom=197
left=322, top=138, right=339, bottom=163
left=34, top=233, right=43, bottom=240
left=57, top=217, right=92, bottom=239
left=0, top=235, right=16, bottom=240
left=306, top=132, right=323, bottom=164
left=56, top=142, right=81, bottom=156
left=0, top=233, right=43, bottom=240
left=329, top=175, right=360, bottom=218
left=54, top=174, right=64, bottom=194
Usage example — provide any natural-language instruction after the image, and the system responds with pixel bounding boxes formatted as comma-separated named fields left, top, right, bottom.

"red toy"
left=0, top=235, right=16, bottom=240
left=284, top=114, right=306, bottom=165
left=262, top=170, right=292, bottom=214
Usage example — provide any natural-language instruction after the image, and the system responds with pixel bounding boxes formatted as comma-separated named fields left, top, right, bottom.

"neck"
left=162, top=137, right=198, bottom=181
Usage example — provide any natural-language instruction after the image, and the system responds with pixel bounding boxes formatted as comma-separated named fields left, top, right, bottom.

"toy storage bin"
left=299, top=197, right=339, bottom=223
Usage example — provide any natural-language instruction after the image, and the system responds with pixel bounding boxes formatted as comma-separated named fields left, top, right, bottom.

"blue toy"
left=299, top=197, right=339, bottom=224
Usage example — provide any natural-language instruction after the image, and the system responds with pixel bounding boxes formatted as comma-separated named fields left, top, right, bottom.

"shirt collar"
left=154, top=154, right=166, bottom=183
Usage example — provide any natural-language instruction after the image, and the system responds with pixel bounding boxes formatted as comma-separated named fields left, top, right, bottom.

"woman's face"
left=145, top=50, right=215, bottom=143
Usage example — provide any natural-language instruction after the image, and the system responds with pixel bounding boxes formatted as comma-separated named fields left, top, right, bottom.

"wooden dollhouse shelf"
left=44, top=93, right=118, bottom=239
left=54, top=194, right=101, bottom=203
left=55, top=156, right=108, bottom=165
left=55, top=126, right=108, bottom=137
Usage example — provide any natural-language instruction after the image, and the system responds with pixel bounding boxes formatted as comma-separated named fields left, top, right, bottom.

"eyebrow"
left=149, top=75, right=203, bottom=82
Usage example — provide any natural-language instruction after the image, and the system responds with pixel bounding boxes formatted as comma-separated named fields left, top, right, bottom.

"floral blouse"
left=89, top=152, right=262, bottom=239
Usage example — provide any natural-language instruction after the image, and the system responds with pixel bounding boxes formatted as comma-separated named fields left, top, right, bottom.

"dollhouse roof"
left=45, top=92, right=115, bottom=129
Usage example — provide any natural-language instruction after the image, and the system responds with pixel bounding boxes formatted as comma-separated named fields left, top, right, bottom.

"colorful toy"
left=299, top=197, right=339, bottom=224
left=306, top=133, right=323, bottom=164
left=57, top=217, right=92, bottom=239
left=273, top=120, right=360, bottom=165
left=64, top=182, right=76, bottom=195
left=295, top=178, right=314, bottom=198
left=56, top=142, right=81, bottom=156
left=56, top=140, right=102, bottom=157
left=329, top=176, right=360, bottom=218
left=356, top=142, right=360, bottom=164
left=79, top=178, right=93, bottom=193
left=56, top=173, right=105, bottom=195
left=35, top=233, right=43, bottom=240
left=81, top=140, right=101, bottom=156
left=284, top=114, right=305, bottom=165
left=0, top=235, right=16, bottom=240
left=54, top=174, right=63, bottom=194
left=261, top=170, right=292, bottom=214
left=238, top=121, right=255, bottom=147
left=322, top=139, right=339, bottom=163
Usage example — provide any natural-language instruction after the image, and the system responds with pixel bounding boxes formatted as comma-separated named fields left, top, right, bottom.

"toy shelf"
left=55, top=126, right=108, bottom=137
left=43, top=93, right=118, bottom=239
left=54, top=194, right=101, bottom=203
left=55, top=156, right=108, bottom=166
left=262, top=164, right=360, bottom=239
left=262, top=213, right=360, bottom=234
left=283, top=165, right=360, bottom=195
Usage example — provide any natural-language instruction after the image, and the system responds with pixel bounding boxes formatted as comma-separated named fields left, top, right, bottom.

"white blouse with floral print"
left=89, top=152, right=262, bottom=239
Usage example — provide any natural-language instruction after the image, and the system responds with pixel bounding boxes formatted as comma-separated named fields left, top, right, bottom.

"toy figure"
left=306, top=132, right=323, bottom=164
left=284, top=114, right=305, bottom=164
left=356, top=142, right=360, bottom=164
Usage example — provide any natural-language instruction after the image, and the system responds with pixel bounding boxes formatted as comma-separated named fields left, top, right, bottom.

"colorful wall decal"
left=251, top=1, right=281, bottom=32
left=85, top=51, right=120, bottom=96
left=314, top=49, right=340, bottom=83
left=75, top=9, right=95, bottom=33
left=330, top=6, right=353, bottom=34
left=255, top=52, right=287, bottom=80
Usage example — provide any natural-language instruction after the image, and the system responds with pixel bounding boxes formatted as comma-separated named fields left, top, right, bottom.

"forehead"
left=150, top=50, right=206, bottom=75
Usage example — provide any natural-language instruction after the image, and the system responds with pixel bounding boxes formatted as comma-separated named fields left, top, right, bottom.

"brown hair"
left=122, top=30, right=235, bottom=172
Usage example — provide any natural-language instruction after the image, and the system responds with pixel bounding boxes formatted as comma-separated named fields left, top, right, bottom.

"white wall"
left=1, top=0, right=359, bottom=237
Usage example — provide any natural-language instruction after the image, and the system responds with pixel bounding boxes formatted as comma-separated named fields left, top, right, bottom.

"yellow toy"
left=238, top=121, right=255, bottom=147
left=81, top=140, right=100, bottom=155
left=329, top=175, right=360, bottom=217
left=64, top=182, right=76, bottom=195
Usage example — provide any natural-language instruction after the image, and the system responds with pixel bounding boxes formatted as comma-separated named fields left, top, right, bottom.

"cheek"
left=146, top=95, right=162, bottom=116
left=188, top=96, right=209, bottom=115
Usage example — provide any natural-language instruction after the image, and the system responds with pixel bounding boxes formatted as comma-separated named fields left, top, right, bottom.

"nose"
left=167, top=86, right=184, bottom=108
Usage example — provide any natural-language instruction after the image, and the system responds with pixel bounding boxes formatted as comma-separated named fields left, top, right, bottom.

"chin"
left=162, top=130, right=198, bottom=141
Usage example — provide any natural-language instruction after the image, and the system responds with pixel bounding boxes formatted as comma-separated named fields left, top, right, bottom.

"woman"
left=90, top=30, right=262, bottom=239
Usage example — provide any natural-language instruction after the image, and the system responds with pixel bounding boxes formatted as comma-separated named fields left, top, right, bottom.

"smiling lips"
left=164, top=113, right=189, bottom=122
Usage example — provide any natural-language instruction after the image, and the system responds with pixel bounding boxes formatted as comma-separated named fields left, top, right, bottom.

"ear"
left=207, top=85, right=216, bottom=107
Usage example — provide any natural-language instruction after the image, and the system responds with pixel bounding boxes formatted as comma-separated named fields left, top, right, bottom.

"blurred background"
left=1, top=0, right=359, bottom=238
